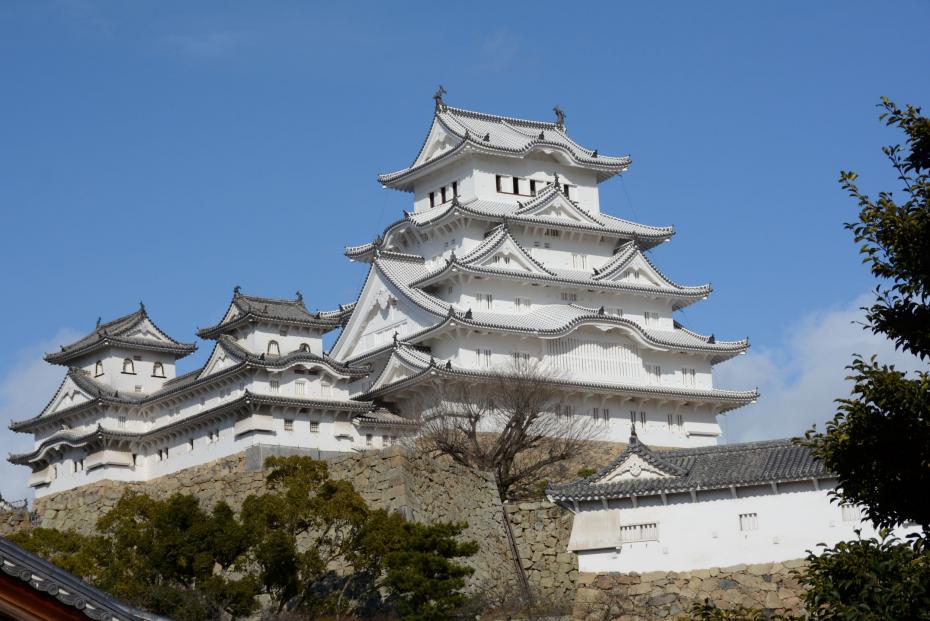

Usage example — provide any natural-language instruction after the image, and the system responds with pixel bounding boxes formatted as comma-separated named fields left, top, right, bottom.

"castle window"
left=267, top=341, right=280, bottom=356
left=530, top=179, right=537, bottom=195
left=545, top=228, right=560, bottom=237
left=94, top=361, right=104, bottom=377
left=515, top=297, right=532, bottom=312
left=366, top=434, right=373, bottom=447
left=560, top=292, right=578, bottom=302
left=476, top=293, right=493, bottom=309
left=384, top=435, right=393, bottom=447
left=644, top=311, right=660, bottom=327
left=429, top=191, right=435, bottom=207
left=682, top=368, right=696, bottom=386
left=441, top=186, right=447, bottom=203
left=572, top=254, right=588, bottom=269
left=452, top=181, right=459, bottom=197
left=299, top=343, right=311, bottom=352
left=189, top=438, right=195, bottom=451
left=640, top=411, right=647, bottom=426
left=677, top=414, right=684, bottom=429
left=739, top=513, right=759, bottom=531
left=152, top=361, right=165, bottom=378
left=284, top=419, right=294, bottom=432
left=620, top=522, right=658, bottom=543
left=645, top=364, right=662, bottom=383
left=51, top=465, right=58, bottom=480
left=512, top=177, right=520, bottom=194
left=841, top=504, right=862, bottom=522
left=495, top=175, right=503, bottom=192
left=133, top=355, right=142, bottom=361
left=476, top=348, right=492, bottom=367
left=118, top=416, right=126, bottom=429
left=269, top=380, right=280, bottom=394
left=295, top=380, right=306, bottom=396
left=122, top=359, right=135, bottom=374
left=309, top=421, right=319, bottom=433
left=134, top=385, right=142, bottom=393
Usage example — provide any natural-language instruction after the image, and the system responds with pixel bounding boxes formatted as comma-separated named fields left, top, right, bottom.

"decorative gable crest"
left=593, top=429, right=688, bottom=485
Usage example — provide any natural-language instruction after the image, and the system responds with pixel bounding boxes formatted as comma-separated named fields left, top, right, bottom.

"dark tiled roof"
left=45, top=307, right=196, bottom=365
left=0, top=536, right=169, bottom=620
left=197, top=290, right=345, bottom=339
left=546, top=437, right=828, bottom=502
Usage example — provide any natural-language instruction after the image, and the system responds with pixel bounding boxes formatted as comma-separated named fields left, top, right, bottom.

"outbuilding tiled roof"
left=0, top=536, right=169, bottom=621
left=45, top=306, right=196, bottom=365
left=379, top=105, right=630, bottom=191
left=547, top=436, right=828, bottom=502
left=197, top=289, right=345, bottom=339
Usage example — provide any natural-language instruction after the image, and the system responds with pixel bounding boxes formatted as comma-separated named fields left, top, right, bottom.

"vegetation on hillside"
left=11, top=456, right=477, bottom=621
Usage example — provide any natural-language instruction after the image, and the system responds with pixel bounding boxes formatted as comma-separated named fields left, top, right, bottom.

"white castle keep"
left=10, top=95, right=757, bottom=498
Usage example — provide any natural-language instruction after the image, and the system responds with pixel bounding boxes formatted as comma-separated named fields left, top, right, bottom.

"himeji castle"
left=331, top=91, right=756, bottom=444
left=10, top=93, right=757, bottom=497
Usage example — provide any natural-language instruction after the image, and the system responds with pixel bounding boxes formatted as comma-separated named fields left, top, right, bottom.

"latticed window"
left=295, top=380, right=306, bottom=396
left=309, top=421, right=319, bottom=433
left=284, top=419, right=294, bottom=432
left=122, top=358, right=135, bottom=374
left=152, top=361, right=165, bottom=378
left=560, top=292, right=578, bottom=302
left=269, top=380, right=280, bottom=393
left=267, top=341, right=280, bottom=356
left=515, top=297, right=532, bottom=311
left=841, top=504, right=862, bottom=522
left=94, top=360, right=104, bottom=377
left=739, top=513, right=759, bottom=531
left=681, top=368, right=696, bottom=386
left=644, top=311, right=660, bottom=327
left=476, top=293, right=493, bottom=309
left=620, top=523, right=658, bottom=543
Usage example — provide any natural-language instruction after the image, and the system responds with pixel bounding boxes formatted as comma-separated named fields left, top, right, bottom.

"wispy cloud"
left=716, top=294, right=925, bottom=443
left=158, top=30, right=253, bottom=61
left=0, top=329, right=79, bottom=504
left=477, top=30, right=522, bottom=72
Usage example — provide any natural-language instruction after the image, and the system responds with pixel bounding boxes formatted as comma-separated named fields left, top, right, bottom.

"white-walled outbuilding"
left=548, top=431, right=922, bottom=573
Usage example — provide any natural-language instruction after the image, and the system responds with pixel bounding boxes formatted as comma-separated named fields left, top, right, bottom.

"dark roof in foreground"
left=0, top=536, right=171, bottom=620
left=547, top=434, right=828, bottom=503
left=45, top=306, right=196, bottom=365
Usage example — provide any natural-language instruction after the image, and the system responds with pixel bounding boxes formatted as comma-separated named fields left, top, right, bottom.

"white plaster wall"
left=572, top=485, right=923, bottom=573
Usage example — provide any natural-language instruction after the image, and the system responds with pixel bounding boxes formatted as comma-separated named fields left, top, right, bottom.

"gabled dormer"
left=44, top=304, right=196, bottom=395
left=197, top=288, right=347, bottom=357
left=379, top=94, right=631, bottom=215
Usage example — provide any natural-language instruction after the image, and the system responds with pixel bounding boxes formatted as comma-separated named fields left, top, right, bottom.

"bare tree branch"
left=415, top=358, right=602, bottom=499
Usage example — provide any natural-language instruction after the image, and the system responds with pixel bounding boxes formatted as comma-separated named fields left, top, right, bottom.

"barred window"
left=309, top=421, right=319, bottom=433
left=739, top=513, right=759, bottom=531
left=620, top=523, right=658, bottom=543
left=284, top=419, right=294, bottom=432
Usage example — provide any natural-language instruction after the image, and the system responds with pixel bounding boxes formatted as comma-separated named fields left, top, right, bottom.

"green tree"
left=793, top=99, right=930, bottom=620
left=12, top=493, right=259, bottom=621
left=241, top=456, right=478, bottom=619
left=803, top=98, right=930, bottom=533
left=798, top=534, right=930, bottom=620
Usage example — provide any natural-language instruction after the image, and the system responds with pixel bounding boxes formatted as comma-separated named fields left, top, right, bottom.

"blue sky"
left=1, top=1, right=928, bottom=499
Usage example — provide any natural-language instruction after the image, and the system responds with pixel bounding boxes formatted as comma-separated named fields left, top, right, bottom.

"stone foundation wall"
left=505, top=500, right=577, bottom=605
left=0, top=508, right=32, bottom=538
left=30, top=446, right=574, bottom=601
left=573, top=561, right=808, bottom=620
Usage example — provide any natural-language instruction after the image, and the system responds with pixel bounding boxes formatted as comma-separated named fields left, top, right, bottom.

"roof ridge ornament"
left=629, top=423, right=638, bottom=445
left=553, top=105, right=565, bottom=129
left=483, top=132, right=490, bottom=142
left=233, top=285, right=241, bottom=296
left=433, top=85, right=447, bottom=112
left=96, top=317, right=101, bottom=328
left=138, top=301, right=146, bottom=313
left=295, top=290, right=303, bottom=305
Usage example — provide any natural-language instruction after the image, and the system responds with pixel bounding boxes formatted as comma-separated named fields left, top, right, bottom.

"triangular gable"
left=197, top=341, right=241, bottom=380
left=516, top=189, right=602, bottom=227
left=367, top=351, right=426, bottom=393
left=412, top=118, right=461, bottom=168
left=120, top=316, right=175, bottom=344
left=594, top=248, right=673, bottom=289
left=591, top=437, right=688, bottom=485
left=595, top=452, right=676, bottom=484
left=468, top=231, right=553, bottom=276
left=41, top=375, right=95, bottom=417
left=329, top=265, right=438, bottom=362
